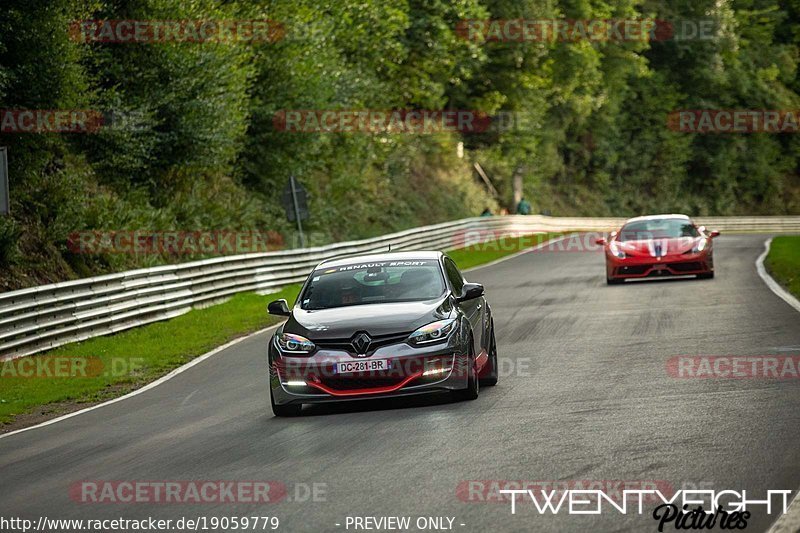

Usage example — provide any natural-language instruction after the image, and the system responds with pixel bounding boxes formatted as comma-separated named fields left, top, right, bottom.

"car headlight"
left=690, top=238, right=708, bottom=253
left=609, top=242, right=626, bottom=259
left=408, top=319, right=456, bottom=346
left=275, top=333, right=315, bottom=354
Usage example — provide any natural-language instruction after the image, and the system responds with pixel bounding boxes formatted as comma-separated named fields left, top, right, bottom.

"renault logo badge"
left=351, top=332, right=371, bottom=354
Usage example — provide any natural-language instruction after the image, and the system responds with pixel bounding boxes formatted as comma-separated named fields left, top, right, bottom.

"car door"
left=443, top=257, right=484, bottom=355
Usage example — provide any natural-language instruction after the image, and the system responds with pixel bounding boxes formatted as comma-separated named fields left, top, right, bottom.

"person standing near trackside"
left=516, top=197, right=531, bottom=215
left=480, top=207, right=492, bottom=217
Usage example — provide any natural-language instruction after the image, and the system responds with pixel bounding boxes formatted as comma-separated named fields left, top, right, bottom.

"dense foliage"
left=1, top=0, right=798, bottom=289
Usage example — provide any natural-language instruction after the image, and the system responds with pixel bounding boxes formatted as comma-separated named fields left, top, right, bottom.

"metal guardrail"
left=1, top=215, right=798, bottom=360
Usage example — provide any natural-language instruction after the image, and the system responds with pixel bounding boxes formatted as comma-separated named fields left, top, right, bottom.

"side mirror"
left=267, top=299, right=291, bottom=316
left=458, top=282, right=484, bottom=302
left=709, top=230, right=720, bottom=238
left=595, top=238, right=606, bottom=246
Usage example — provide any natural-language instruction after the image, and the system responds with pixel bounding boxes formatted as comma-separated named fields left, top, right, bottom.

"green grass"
left=0, top=231, right=561, bottom=426
left=765, top=236, right=800, bottom=299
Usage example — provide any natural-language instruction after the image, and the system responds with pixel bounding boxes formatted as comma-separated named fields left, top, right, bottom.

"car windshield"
left=300, top=259, right=445, bottom=310
left=617, top=219, right=699, bottom=241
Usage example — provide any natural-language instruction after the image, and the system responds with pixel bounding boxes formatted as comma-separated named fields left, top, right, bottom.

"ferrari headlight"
left=691, top=238, right=708, bottom=253
left=408, top=319, right=456, bottom=346
left=609, top=242, right=626, bottom=259
left=275, top=333, right=315, bottom=354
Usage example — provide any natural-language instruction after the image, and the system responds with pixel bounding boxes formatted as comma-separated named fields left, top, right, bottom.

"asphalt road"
left=1, top=234, right=799, bottom=532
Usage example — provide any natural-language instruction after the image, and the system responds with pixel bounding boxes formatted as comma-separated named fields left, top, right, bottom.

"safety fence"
left=1, top=215, right=797, bottom=360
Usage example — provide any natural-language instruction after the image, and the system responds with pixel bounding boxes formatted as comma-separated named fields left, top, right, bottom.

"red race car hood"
left=614, top=236, right=700, bottom=257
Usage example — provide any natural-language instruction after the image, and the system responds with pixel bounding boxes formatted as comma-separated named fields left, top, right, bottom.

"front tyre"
left=480, top=324, right=498, bottom=387
left=454, top=351, right=479, bottom=401
left=697, top=253, right=715, bottom=279
left=271, top=388, right=302, bottom=417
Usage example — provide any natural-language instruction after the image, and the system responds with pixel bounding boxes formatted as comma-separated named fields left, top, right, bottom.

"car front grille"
left=668, top=261, right=703, bottom=272
left=314, top=331, right=411, bottom=355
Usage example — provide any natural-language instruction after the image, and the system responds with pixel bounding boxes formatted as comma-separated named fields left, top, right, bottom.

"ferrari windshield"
left=617, top=219, right=700, bottom=241
left=300, top=259, right=445, bottom=310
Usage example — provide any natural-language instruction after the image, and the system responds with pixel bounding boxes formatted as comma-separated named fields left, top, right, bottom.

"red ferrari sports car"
left=596, top=214, right=719, bottom=284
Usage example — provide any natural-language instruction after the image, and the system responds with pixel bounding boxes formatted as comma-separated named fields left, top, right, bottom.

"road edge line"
left=759, top=237, right=800, bottom=533
left=0, top=324, right=282, bottom=440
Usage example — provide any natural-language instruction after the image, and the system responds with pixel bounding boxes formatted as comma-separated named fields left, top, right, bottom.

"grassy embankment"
left=765, top=236, right=800, bottom=299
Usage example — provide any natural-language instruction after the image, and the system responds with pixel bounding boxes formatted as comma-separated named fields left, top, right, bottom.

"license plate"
left=336, top=360, right=389, bottom=374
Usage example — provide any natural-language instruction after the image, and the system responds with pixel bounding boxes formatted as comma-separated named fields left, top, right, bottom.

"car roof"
left=317, top=251, right=444, bottom=269
left=624, top=214, right=691, bottom=223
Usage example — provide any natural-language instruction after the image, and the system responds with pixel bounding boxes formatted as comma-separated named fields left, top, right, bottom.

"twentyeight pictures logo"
left=459, top=481, right=793, bottom=531
left=496, top=488, right=792, bottom=513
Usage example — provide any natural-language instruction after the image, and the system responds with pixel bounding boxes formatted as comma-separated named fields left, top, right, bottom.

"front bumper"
left=269, top=338, right=471, bottom=406
left=606, top=250, right=713, bottom=279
